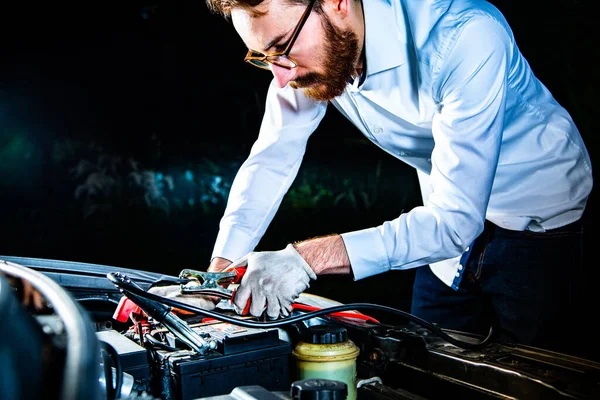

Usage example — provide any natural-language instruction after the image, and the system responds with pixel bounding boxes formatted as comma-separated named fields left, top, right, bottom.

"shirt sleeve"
left=211, top=80, right=327, bottom=262
left=343, top=16, right=512, bottom=280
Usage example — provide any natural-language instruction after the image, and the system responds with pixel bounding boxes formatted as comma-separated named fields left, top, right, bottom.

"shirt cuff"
left=341, top=227, right=390, bottom=281
left=211, top=226, right=258, bottom=263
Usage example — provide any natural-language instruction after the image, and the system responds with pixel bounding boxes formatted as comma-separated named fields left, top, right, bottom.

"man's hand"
left=231, top=244, right=317, bottom=319
left=147, top=285, right=217, bottom=311
left=208, top=257, right=232, bottom=273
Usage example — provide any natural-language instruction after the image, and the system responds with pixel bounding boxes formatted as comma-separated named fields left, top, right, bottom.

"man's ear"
left=326, top=0, right=352, bottom=17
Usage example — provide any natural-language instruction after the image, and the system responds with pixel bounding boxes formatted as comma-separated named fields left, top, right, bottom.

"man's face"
left=231, top=0, right=361, bottom=102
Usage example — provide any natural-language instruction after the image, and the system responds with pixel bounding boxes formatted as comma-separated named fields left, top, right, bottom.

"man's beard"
left=289, top=15, right=360, bottom=102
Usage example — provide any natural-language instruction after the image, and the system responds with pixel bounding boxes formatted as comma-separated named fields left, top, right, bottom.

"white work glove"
left=148, top=285, right=217, bottom=311
left=231, top=244, right=317, bottom=319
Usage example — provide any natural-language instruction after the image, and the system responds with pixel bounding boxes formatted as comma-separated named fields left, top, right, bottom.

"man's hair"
left=206, top=0, right=320, bottom=19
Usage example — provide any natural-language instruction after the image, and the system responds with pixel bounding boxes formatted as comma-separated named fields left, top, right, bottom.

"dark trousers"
left=411, top=219, right=587, bottom=357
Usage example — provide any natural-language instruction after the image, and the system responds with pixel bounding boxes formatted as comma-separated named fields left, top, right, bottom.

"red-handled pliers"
left=111, top=267, right=249, bottom=322
left=179, top=267, right=251, bottom=314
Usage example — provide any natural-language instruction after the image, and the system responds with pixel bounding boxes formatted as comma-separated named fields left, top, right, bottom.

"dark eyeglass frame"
left=244, top=0, right=317, bottom=70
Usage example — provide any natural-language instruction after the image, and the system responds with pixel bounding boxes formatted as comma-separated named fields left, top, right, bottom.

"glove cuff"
left=286, top=243, right=317, bottom=280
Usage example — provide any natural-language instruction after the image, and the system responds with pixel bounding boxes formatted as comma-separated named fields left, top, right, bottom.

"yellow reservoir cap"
left=292, top=339, right=360, bottom=361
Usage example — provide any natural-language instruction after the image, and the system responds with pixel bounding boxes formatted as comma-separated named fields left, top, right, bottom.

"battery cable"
left=108, top=272, right=494, bottom=351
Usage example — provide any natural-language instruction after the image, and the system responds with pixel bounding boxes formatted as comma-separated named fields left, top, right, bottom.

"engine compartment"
left=2, top=256, right=599, bottom=400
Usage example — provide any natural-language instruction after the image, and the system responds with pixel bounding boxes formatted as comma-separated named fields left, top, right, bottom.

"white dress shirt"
left=212, top=0, right=593, bottom=289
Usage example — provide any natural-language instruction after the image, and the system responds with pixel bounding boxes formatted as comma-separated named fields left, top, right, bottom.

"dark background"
left=1, top=0, right=597, bottom=354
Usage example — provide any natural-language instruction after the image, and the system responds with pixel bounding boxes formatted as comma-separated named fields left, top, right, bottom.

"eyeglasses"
left=244, top=0, right=317, bottom=70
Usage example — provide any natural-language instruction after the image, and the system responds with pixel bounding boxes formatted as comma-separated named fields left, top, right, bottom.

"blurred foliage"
left=49, top=136, right=412, bottom=230
left=282, top=160, right=384, bottom=213
left=52, top=138, right=239, bottom=220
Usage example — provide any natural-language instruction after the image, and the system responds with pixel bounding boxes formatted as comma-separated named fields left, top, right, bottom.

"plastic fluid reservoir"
left=292, top=324, right=360, bottom=400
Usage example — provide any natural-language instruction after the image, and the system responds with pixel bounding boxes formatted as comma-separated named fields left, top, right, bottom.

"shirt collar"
left=363, top=0, right=406, bottom=76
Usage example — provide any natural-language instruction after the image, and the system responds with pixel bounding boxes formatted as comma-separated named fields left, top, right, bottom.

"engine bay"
left=1, top=256, right=599, bottom=400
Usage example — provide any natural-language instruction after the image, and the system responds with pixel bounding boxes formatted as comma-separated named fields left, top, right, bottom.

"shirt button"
left=465, top=247, right=470, bottom=252
left=399, top=151, right=406, bottom=156
left=455, top=272, right=460, bottom=277
left=458, top=264, right=463, bottom=271
left=373, top=128, right=382, bottom=134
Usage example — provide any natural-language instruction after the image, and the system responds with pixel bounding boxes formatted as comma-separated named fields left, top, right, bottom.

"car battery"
left=157, top=321, right=292, bottom=400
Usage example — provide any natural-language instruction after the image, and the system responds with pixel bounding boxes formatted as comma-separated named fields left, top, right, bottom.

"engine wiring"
left=107, top=272, right=495, bottom=351
left=144, top=333, right=180, bottom=352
